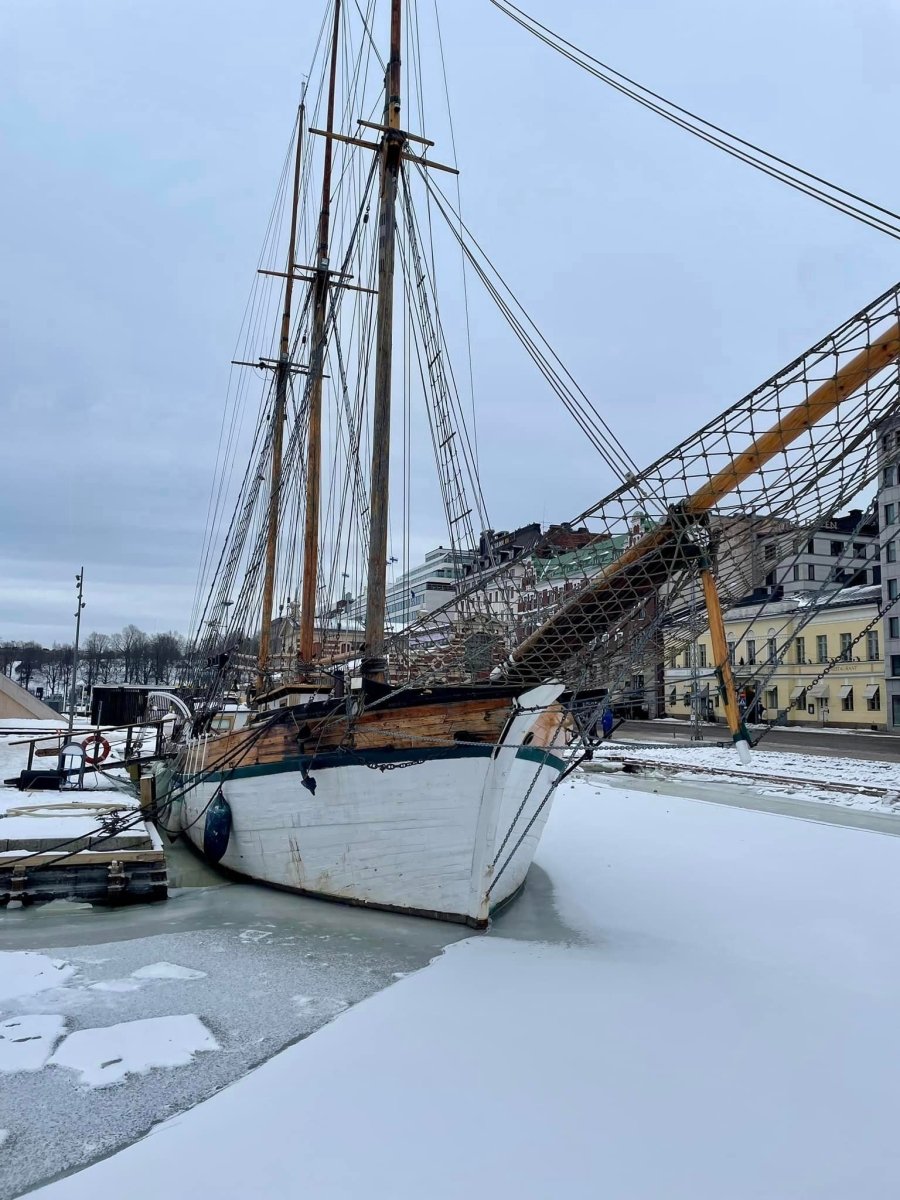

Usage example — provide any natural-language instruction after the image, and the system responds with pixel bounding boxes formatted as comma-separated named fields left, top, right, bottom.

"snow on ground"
left=0, top=952, right=74, bottom=1004
left=25, top=776, right=900, bottom=1200
left=597, top=739, right=900, bottom=792
left=49, top=1015, right=219, bottom=1088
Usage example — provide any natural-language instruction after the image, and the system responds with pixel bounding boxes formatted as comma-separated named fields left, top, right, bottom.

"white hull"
left=174, top=684, right=566, bottom=926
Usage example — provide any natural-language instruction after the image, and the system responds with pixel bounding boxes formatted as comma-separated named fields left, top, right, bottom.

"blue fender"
left=203, top=790, right=232, bottom=863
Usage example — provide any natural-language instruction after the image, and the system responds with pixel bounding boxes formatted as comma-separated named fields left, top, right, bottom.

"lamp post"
left=68, top=568, right=85, bottom=735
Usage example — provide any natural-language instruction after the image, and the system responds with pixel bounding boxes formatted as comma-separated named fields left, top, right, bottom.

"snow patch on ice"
left=0, top=952, right=74, bottom=1004
left=130, top=962, right=207, bottom=981
left=88, top=980, right=142, bottom=994
left=50, top=1015, right=220, bottom=1088
left=0, top=1130, right=8, bottom=1152
left=0, top=1015, right=66, bottom=1072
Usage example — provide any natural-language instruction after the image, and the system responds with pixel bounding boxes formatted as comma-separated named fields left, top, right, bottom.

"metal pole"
left=68, top=568, right=85, bottom=735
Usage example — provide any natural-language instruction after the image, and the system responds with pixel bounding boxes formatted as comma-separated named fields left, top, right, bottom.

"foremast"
left=257, top=106, right=305, bottom=690
left=298, top=0, right=343, bottom=668
left=362, top=0, right=405, bottom=682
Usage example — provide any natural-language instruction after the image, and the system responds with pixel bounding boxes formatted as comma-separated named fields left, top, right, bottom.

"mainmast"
left=298, top=0, right=342, bottom=667
left=257, top=106, right=305, bottom=689
left=362, top=0, right=404, bottom=681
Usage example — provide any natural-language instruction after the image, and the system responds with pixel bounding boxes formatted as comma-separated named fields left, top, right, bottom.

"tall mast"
left=298, top=0, right=342, bottom=667
left=362, top=0, right=404, bottom=681
left=257, top=105, right=305, bottom=689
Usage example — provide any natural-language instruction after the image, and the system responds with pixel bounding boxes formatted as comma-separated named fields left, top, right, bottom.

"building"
left=877, top=411, right=900, bottom=728
left=345, top=545, right=476, bottom=632
left=771, top=507, right=879, bottom=595
left=666, top=584, right=885, bottom=729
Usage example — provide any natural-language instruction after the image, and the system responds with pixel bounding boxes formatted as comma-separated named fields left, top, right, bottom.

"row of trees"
left=0, top=626, right=187, bottom=695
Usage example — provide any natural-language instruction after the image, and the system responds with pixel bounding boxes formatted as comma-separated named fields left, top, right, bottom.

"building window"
left=839, top=633, right=852, bottom=661
left=888, top=540, right=897, bottom=564
left=746, top=639, right=757, bottom=665
left=806, top=539, right=816, bottom=554
left=867, top=630, right=880, bottom=661
left=841, top=688, right=854, bottom=712
left=669, top=652, right=678, bottom=669
left=795, top=636, right=806, bottom=664
left=765, top=571, right=775, bottom=587
left=807, top=565, right=816, bottom=582
left=890, top=617, right=900, bottom=639
left=668, top=688, right=677, bottom=707
left=763, top=543, right=776, bottom=561
left=885, top=503, right=897, bottom=526
left=697, top=643, right=707, bottom=668
left=853, top=542, right=866, bottom=557
left=892, top=655, right=900, bottom=678
left=816, top=634, right=828, bottom=663
left=727, top=641, right=736, bottom=666
left=767, top=637, right=777, bottom=664
left=884, top=465, right=896, bottom=488
left=830, top=540, right=844, bottom=557
left=792, top=564, right=801, bottom=582
left=867, top=687, right=881, bottom=712
left=766, top=687, right=778, bottom=711
left=890, top=578, right=899, bottom=601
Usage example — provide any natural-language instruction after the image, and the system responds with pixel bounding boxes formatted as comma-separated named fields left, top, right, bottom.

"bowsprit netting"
left=385, top=281, right=900, bottom=694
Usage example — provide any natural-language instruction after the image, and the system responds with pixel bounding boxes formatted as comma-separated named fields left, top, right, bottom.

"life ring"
left=81, top=735, right=111, bottom=766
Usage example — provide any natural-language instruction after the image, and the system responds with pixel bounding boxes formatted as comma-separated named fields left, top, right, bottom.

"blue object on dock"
left=203, top=790, right=232, bottom=863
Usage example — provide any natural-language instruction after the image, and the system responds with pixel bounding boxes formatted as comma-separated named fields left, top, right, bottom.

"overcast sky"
left=4, top=0, right=900, bottom=644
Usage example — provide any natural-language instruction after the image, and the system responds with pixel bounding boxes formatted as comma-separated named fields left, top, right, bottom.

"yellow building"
left=666, top=585, right=885, bottom=729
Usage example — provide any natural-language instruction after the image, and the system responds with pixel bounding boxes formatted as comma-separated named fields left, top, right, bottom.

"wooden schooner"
left=153, top=0, right=900, bottom=925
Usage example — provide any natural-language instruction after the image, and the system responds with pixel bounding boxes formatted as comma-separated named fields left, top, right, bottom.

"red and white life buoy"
left=81, top=734, right=111, bottom=766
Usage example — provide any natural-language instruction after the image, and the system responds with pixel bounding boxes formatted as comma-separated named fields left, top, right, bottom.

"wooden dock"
left=0, top=723, right=169, bottom=907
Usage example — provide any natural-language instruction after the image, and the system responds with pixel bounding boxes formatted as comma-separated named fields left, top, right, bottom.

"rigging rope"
left=490, top=0, right=900, bottom=242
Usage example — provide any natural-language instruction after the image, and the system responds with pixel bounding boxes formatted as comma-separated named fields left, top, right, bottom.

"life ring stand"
left=81, top=734, right=111, bottom=766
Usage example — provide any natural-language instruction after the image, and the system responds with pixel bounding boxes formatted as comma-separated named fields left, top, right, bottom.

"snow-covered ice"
left=49, top=1015, right=219, bottom=1088
left=24, top=775, right=900, bottom=1200
left=130, top=962, right=206, bottom=981
left=0, top=952, right=75, bottom=1004
left=0, top=1015, right=66, bottom=1073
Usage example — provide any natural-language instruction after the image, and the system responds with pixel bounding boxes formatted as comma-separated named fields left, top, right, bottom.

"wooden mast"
left=298, top=0, right=342, bottom=667
left=257, top=106, right=305, bottom=690
left=362, top=0, right=404, bottom=682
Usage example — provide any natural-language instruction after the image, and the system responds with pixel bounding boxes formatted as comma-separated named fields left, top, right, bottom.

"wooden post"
left=699, top=566, right=749, bottom=749
left=299, top=0, right=342, bottom=668
left=258, top=107, right=306, bottom=690
left=363, top=0, right=404, bottom=681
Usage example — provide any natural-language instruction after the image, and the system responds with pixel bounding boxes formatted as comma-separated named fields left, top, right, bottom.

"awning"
left=809, top=683, right=830, bottom=699
left=790, top=685, right=806, bottom=700
left=864, top=684, right=880, bottom=700
left=838, top=685, right=853, bottom=700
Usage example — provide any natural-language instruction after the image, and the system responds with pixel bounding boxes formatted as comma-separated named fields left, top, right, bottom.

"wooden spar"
left=506, top=322, right=900, bottom=681
left=257, top=108, right=305, bottom=688
left=362, top=0, right=404, bottom=681
left=298, top=0, right=342, bottom=667
left=700, top=566, right=747, bottom=744
left=685, top=324, right=900, bottom=515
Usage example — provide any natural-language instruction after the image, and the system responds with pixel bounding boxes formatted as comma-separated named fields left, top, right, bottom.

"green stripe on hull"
left=178, top=742, right=567, bottom=784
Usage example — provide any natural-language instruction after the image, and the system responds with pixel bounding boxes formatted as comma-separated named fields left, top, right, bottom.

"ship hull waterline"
left=163, top=683, right=568, bottom=927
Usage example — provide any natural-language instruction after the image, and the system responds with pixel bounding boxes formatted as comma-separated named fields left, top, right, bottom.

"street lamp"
left=69, top=569, right=86, bottom=735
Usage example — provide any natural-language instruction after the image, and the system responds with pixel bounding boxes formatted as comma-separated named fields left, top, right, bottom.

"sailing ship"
left=154, top=0, right=900, bottom=925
